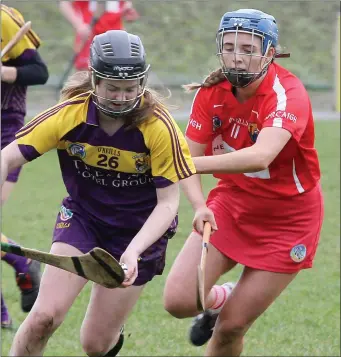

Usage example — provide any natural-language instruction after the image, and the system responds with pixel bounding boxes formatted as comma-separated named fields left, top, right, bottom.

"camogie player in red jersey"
left=60, top=0, right=139, bottom=71
left=164, top=8, right=324, bottom=356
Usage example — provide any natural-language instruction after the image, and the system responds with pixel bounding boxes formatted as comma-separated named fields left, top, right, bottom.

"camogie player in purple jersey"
left=1, top=4, right=48, bottom=328
left=1, top=30, right=195, bottom=356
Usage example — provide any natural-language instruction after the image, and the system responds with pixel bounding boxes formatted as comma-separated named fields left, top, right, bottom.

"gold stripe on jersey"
left=139, top=106, right=195, bottom=182
left=154, top=107, right=194, bottom=178
left=16, top=96, right=88, bottom=138
left=57, top=141, right=151, bottom=174
left=16, top=97, right=89, bottom=155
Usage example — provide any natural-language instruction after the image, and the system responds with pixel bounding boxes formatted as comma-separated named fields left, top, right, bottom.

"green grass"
left=1, top=120, right=340, bottom=356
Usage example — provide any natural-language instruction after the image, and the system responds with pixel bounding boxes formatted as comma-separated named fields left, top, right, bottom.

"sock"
left=1, top=235, right=30, bottom=274
left=1, top=293, right=10, bottom=322
left=105, top=331, right=124, bottom=356
left=206, top=285, right=230, bottom=312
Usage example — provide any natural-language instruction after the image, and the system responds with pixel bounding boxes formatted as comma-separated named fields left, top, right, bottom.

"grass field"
left=1, top=120, right=340, bottom=356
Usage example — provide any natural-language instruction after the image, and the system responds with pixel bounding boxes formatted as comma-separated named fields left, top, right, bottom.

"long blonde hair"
left=182, top=68, right=226, bottom=92
left=59, top=71, right=168, bottom=129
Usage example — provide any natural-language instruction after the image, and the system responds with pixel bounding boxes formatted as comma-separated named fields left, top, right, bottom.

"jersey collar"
left=254, top=63, right=276, bottom=96
left=86, top=97, right=100, bottom=126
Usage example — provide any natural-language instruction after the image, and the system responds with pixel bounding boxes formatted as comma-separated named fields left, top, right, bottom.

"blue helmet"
left=218, top=9, right=278, bottom=55
left=216, top=9, right=280, bottom=87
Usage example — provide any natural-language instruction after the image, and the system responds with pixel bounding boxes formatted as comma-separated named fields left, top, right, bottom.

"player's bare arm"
left=59, top=0, right=91, bottom=38
left=1, top=140, right=28, bottom=187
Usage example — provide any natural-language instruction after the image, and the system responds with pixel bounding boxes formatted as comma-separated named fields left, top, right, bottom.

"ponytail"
left=182, top=68, right=226, bottom=92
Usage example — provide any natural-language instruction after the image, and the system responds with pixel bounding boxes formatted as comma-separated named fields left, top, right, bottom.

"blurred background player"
left=1, top=4, right=49, bottom=329
left=3, top=30, right=195, bottom=356
left=164, top=8, right=324, bottom=356
left=59, top=0, right=140, bottom=71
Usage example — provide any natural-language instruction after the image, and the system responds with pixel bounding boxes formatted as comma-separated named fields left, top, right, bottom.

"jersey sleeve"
left=262, top=82, right=311, bottom=141
left=185, top=87, right=214, bottom=144
left=144, top=107, right=196, bottom=188
left=15, top=98, right=86, bottom=161
left=1, top=6, right=41, bottom=62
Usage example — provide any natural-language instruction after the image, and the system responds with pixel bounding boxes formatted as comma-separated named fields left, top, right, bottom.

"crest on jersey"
left=59, top=205, right=73, bottom=221
left=290, top=244, right=307, bottom=263
left=132, top=153, right=150, bottom=173
left=212, top=116, right=222, bottom=132
left=67, top=143, right=86, bottom=159
left=248, top=123, right=259, bottom=143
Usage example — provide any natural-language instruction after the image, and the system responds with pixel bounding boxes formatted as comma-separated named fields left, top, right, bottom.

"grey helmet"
left=89, top=30, right=150, bottom=117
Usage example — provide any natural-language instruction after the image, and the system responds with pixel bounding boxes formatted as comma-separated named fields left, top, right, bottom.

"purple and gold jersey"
left=1, top=5, right=41, bottom=123
left=16, top=93, right=196, bottom=228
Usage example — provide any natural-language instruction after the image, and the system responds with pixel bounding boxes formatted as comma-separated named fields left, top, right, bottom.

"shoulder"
left=35, top=93, right=90, bottom=126
left=194, top=81, right=232, bottom=108
left=272, top=63, right=308, bottom=95
left=138, top=105, right=183, bottom=142
left=263, top=63, right=310, bottom=109
left=140, top=105, right=176, bottom=132
left=196, top=81, right=231, bottom=97
left=56, top=92, right=90, bottom=113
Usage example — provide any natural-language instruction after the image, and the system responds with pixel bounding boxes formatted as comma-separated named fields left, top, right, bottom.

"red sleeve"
left=262, top=83, right=311, bottom=142
left=185, top=87, right=214, bottom=144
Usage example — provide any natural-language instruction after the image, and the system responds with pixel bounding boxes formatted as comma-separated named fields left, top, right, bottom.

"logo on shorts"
left=290, top=244, right=307, bottom=263
left=68, top=143, right=86, bottom=159
left=59, top=205, right=73, bottom=221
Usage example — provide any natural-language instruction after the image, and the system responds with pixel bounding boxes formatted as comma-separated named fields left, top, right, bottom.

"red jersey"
left=72, top=1, right=138, bottom=70
left=73, top=0, right=125, bottom=35
left=186, top=62, right=321, bottom=198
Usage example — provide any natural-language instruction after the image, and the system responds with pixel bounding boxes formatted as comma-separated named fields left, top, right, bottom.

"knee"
left=29, top=310, right=63, bottom=339
left=163, top=286, right=196, bottom=319
left=81, top=334, right=116, bottom=356
left=214, top=319, right=247, bottom=345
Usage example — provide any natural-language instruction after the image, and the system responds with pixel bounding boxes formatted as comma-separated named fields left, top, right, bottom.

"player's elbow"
left=158, top=196, right=180, bottom=219
left=253, top=148, right=276, bottom=171
left=160, top=199, right=179, bottom=218
left=255, top=156, right=270, bottom=171
left=156, top=184, right=180, bottom=216
left=39, top=62, right=49, bottom=85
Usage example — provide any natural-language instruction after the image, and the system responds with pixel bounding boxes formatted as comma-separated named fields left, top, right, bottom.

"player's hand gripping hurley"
left=196, top=222, right=211, bottom=311
left=1, top=242, right=126, bottom=288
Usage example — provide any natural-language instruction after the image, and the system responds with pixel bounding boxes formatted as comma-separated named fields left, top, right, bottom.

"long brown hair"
left=59, top=71, right=169, bottom=129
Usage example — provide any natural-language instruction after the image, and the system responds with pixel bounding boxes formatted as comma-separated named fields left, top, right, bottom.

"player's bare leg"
left=81, top=284, right=144, bottom=356
left=205, top=267, right=297, bottom=357
left=163, top=231, right=237, bottom=317
left=9, top=242, right=88, bottom=356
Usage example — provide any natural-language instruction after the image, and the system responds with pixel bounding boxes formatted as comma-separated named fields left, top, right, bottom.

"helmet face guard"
left=90, top=64, right=150, bottom=117
left=216, top=28, right=273, bottom=88
left=216, top=9, right=279, bottom=88
left=89, top=30, right=150, bottom=117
